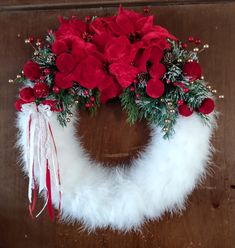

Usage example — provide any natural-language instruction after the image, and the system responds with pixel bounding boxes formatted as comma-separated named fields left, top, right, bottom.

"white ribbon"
left=21, top=103, right=61, bottom=216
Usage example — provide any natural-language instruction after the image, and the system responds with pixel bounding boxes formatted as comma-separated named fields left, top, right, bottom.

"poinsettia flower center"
left=128, top=31, right=142, bottom=43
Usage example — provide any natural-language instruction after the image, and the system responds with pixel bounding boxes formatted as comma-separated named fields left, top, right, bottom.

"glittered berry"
left=178, top=99, right=184, bottom=105
left=181, top=42, right=188, bottom=49
left=188, top=36, right=194, bottom=42
left=44, top=68, right=51, bottom=75
left=52, top=86, right=60, bottom=94
left=85, top=16, right=91, bottom=22
left=195, top=38, right=201, bottom=44
left=90, top=96, right=95, bottom=102
left=84, top=90, right=89, bottom=96
left=130, top=86, right=135, bottom=92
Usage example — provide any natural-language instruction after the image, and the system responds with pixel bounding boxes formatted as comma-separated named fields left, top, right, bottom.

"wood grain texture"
left=0, top=2, right=234, bottom=248
left=1, top=0, right=235, bottom=10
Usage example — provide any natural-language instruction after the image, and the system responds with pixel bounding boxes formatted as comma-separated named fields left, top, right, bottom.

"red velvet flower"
left=178, top=104, right=193, bottom=117
left=23, top=60, right=41, bottom=81
left=56, top=53, right=76, bottom=73
left=183, top=61, right=202, bottom=82
left=54, top=72, right=74, bottom=89
left=15, top=99, right=26, bottom=111
left=33, top=82, right=49, bottom=98
left=19, top=87, right=34, bottom=103
left=52, top=40, right=68, bottom=55
left=146, top=78, right=165, bottom=98
left=199, top=98, right=215, bottom=115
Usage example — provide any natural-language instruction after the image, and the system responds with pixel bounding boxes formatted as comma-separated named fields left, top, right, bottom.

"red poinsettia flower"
left=55, top=16, right=88, bottom=40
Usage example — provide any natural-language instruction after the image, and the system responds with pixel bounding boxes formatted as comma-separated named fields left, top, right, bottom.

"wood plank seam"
left=1, top=0, right=235, bottom=12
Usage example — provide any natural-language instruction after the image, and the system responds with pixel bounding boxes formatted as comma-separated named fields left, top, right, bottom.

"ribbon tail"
left=46, top=159, right=54, bottom=221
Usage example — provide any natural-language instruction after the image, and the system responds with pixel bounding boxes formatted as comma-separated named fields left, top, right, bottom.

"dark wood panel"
left=1, top=0, right=235, bottom=10
left=0, top=2, right=234, bottom=248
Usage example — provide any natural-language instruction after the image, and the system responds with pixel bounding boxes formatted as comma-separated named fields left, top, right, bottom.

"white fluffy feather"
left=16, top=105, right=216, bottom=231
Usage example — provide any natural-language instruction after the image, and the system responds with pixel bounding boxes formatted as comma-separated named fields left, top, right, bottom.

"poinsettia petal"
left=71, top=56, right=106, bottom=89
left=146, top=78, right=165, bottom=98
left=109, top=63, right=139, bottom=89
left=135, top=16, right=154, bottom=34
left=54, top=72, right=74, bottom=89
left=105, top=36, right=132, bottom=63
left=99, top=76, right=122, bottom=103
left=149, top=62, right=166, bottom=78
left=116, top=5, right=134, bottom=35
left=56, top=53, right=76, bottom=73
left=149, top=47, right=164, bottom=64
left=134, top=47, right=151, bottom=72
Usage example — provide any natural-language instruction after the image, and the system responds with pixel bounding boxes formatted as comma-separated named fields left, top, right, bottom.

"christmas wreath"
left=14, top=6, right=221, bottom=230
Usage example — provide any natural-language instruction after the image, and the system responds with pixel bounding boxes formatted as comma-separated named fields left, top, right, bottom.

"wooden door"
left=0, top=1, right=234, bottom=247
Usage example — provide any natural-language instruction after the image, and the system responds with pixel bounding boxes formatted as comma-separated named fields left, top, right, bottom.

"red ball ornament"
left=23, top=60, right=42, bottom=81
left=15, top=99, right=26, bottom=111
left=52, top=86, right=60, bottom=94
left=183, top=61, right=202, bottom=82
left=198, top=98, right=215, bottom=115
left=146, top=79, right=165, bottom=99
left=178, top=103, right=193, bottom=117
left=33, top=82, right=49, bottom=98
left=19, top=87, right=34, bottom=103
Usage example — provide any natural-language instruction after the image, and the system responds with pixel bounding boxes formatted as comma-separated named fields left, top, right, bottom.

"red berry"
left=133, top=79, right=138, bottom=84
left=85, top=16, right=91, bottom=22
left=181, top=42, right=188, bottom=49
left=166, top=79, right=171, bottom=84
left=90, top=103, right=94, bottom=108
left=195, top=38, right=201, bottom=44
left=40, top=76, right=45, bottom=81
left=44, top=68, right=50, bottom=75
left=136, top=93, right=141, bottom=99
left=130, top=86, right=135, bottom=92
left=188, top=36, right=194, bottom=42
left=143, top=6, right=150, bottom=13
left=90, top=96, right=95, bottom=102
left=85, top=103, right=91, bottom=108
left=33, top=82, right=49, bottom=98
left=84, top=90, right=89, bottom=96
left=52, top=86, right=60, bottom=94
left=28, top=36, right=34, bottom=43
left=178, top=99, right=184, bottom=105
left=183, top=88, right=189, bottom=93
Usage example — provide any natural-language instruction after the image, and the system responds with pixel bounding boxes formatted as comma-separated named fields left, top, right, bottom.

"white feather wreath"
left=17, top=102, right=215, bottom=231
